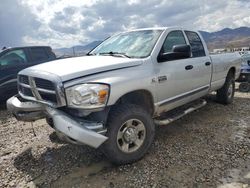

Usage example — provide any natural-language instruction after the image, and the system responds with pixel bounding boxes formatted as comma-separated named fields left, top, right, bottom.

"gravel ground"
left=0, top=90, right=250, bottom=188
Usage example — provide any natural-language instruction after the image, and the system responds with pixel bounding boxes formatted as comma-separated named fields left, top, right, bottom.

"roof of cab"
left=127, top=26, right=187, bottom=32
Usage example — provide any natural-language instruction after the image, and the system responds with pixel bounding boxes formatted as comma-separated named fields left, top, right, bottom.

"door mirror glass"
left=158, top=44, right=191, bottom=62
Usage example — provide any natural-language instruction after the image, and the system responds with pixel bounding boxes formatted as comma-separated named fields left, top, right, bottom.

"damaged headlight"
left=65, top=83, right=109, bottom=109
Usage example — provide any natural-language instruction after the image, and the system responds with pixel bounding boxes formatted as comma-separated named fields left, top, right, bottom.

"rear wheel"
left=102, top=104, right=155, bottom=165
left=239, top=82, right=250, bottom=92
left=216, top=72, right=235, bottom=104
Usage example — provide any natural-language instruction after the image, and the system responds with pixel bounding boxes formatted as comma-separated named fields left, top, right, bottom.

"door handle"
left=205, top=62, right=211, bottom=66
left=185, top=65, right=193, bottom=70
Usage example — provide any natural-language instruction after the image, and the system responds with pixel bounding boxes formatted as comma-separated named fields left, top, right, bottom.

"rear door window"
left=185, top=31, right=206, bottom=57
left=30, top=47, right=50, bottom=62
left=0, top=49, right=27, bottom=66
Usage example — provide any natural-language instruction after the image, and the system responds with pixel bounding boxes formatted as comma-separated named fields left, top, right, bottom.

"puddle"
left=44, top=150, right=54, bottom=166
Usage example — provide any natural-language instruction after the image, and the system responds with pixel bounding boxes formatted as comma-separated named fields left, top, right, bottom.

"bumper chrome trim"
left=46, top=107, right=108, bottom=148
left=7, top=96, right=45, bottom=121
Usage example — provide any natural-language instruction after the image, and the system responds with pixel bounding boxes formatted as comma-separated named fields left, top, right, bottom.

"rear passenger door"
left=184, top=31, right=212, bottom=90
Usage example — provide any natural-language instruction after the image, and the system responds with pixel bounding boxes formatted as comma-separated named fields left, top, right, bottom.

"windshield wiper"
left=86, top=52, right=96, bottom=56
left=99, top=51, right=131, bottom=58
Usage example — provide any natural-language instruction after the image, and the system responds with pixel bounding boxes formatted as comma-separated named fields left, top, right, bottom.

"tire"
left=102, top=104, right=155, bottom=165
left=46, top=117, right=54, bottom=127
left=239, top=82, right=250, bottom=92
left=216, top=72, right=235, bottom=104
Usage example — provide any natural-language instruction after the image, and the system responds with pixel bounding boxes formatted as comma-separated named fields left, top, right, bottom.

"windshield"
left=90, top=30, right=163, bottom=58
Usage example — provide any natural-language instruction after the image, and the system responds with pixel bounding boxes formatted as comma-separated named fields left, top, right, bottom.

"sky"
left=0, top=0, right=250, bottom=48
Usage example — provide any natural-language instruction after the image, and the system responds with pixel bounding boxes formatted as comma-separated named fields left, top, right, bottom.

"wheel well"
left=228, top=67, right=236, bottom=78
left=114, top=90, right=154, bottom=115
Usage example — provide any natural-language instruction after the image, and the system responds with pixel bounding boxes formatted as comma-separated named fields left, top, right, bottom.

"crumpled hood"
left=23, top=56, right=143, bottom=81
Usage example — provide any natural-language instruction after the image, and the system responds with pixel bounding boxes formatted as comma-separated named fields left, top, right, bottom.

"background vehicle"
left=0, top=46, right=56, bottom=102
left=7, top=27, right=241, bottom=165
left=237, top=53, right=250, bottom=92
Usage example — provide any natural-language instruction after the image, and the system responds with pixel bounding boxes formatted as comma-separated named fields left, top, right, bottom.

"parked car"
left=7, top=27, right=241, bottom=164
left=0, top=46, right=56, bottom=102
left=237, top=53, right=250, bottom=92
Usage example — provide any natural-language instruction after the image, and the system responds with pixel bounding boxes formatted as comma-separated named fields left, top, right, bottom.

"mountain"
left=199, top=27, right=250, bottom=50
left=54, top=40, right=102, bottom=57
left=53, top=27, right=250, bottom=56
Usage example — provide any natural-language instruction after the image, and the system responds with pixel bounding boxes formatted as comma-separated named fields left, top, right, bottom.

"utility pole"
left=73, top=47, right=76, bottom=56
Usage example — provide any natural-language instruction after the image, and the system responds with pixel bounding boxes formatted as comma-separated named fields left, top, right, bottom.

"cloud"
left=194, top=0, right=250, bottom=31
left=0, top=0, right=249, bottom=48
left=0, top=0, right=40, bottom=48
left=49, top=8, right=79, bottom=34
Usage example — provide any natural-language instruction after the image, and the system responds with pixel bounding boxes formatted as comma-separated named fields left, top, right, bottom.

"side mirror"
left=158, top=44, right=191, bottom=62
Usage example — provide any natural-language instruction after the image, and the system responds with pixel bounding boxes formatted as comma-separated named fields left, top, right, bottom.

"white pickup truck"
left=7, top=27, right=241, bottom=165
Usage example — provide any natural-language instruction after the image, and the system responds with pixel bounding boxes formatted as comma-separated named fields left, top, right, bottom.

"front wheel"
left=102, top=104, right=155, bottom=165
left=216, top=72, right=235, bottom=104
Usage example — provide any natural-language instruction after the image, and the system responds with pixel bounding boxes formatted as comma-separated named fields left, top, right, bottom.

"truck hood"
left=25, top=56, right=143, bottom=81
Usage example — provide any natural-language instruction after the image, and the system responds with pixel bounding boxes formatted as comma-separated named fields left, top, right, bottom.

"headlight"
left=65, top=83, right=109, bottom=109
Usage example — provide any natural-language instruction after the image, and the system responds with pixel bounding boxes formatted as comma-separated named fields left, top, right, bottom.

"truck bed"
left=209, top=52, right=241, bottom=91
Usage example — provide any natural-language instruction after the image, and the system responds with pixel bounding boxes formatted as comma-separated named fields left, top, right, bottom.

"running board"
left=154, top=99, right=207, bottom=126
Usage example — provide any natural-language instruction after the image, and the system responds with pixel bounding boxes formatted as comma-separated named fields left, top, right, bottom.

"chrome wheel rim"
left=116, top=119, right=146, bottom=153
left=228, top=81, right=233, bottom=98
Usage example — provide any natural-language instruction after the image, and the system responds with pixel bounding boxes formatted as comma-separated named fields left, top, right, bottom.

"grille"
left=40, top=92, right=57, bottom=102
left=19, top=86, right=33, bottom=97
left=18, top=74, right=59, bottom=105
left=34, top=78, right=55, bottom=90
left=19, top=75, right=29, bottom=84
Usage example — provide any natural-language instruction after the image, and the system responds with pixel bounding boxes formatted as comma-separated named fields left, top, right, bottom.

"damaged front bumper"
left=7, top=95, right=45, bottom=121
left=7, top=96, right=108, bottom=148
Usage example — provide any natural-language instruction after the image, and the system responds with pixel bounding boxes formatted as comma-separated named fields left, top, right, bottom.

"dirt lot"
left=0, top=90, right=250, bottom=188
